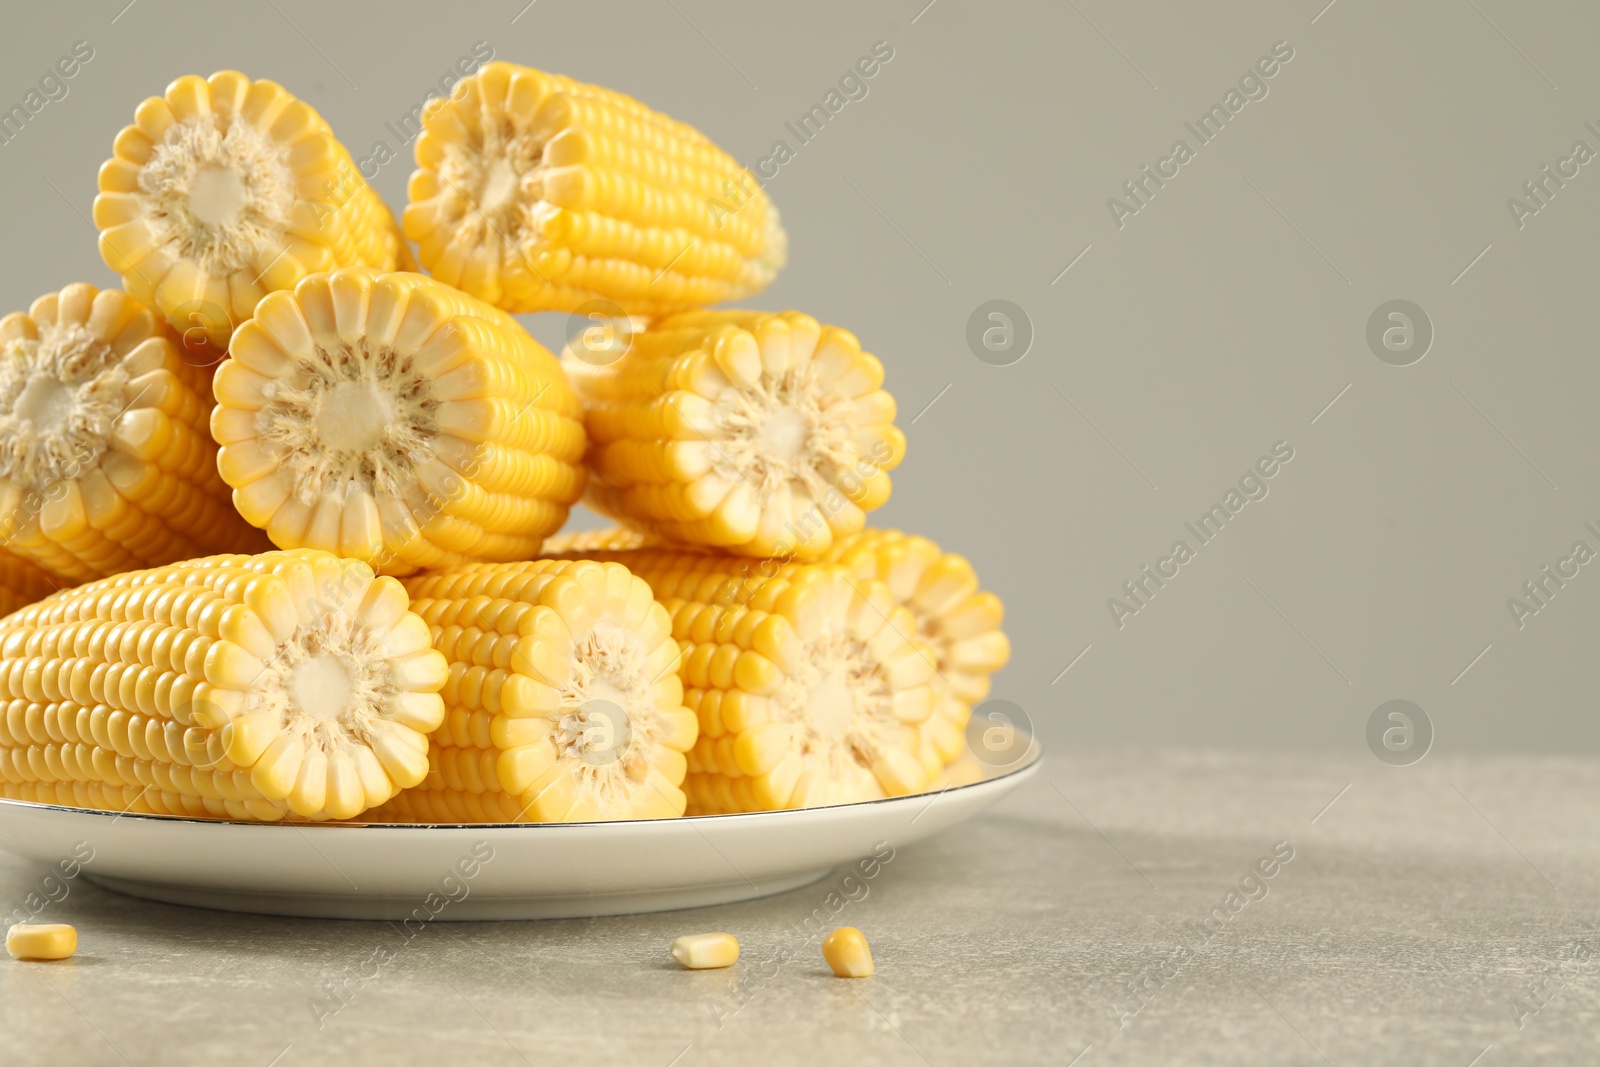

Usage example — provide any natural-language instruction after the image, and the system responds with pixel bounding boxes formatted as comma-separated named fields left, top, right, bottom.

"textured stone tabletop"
left=1, top=750, right=1595, bottom=1066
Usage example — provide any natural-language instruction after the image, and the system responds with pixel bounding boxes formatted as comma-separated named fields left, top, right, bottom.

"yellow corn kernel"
left=210, top=267, right=587, bottom=576
left=545, top=526, right=1008, bottom=780
left=95, top=71, right=411, bottom=346
left=0, top=550, right=447, bottom=822
left=822, top=927, right=873, bottom=977
left=403, top=61, right=785, bottom=316
left=369, top=558, right=697, bottom=823
left=540, top=545, right=937, bottom=813
left=6, top=923, right=77, bottom=960
left=563, top=311, right=904, bottom=560
left=670, top=932, right=740, bottom=970
left=0, top=547, right=59, bottom=619
left=0, top=283, right=269, bottom=584
left=541, top=527, right=655, bottom=556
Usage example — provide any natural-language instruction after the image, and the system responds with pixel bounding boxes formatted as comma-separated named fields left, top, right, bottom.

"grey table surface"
left=0, top=750, right=1594, bottom=1066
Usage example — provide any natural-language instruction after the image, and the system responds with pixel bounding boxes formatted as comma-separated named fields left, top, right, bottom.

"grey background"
left=2, top=0, right=1596, bottom=762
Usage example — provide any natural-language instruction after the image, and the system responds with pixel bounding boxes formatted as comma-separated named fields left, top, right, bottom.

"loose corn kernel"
left=821, top=927, right=873, bottom=978
left=563, top=311, right=904, bottom=560
left=369, top=558, right=696, bottom=823
left=210, top=268, right=587, bottom=576
left=670, top=932, right=740, bottom=970
left=6, top=923, right=77, bottom=960
left=0, top=550, right=448, bottom=822
left=405, top=62, right=786, bottom=317
left=95, top=71, right=411, bottom=345
left=0, top=283, right=269, bottom=584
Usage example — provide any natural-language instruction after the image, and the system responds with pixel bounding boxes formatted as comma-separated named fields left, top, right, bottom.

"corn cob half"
left=545, top=526, right=1011, bottom=781
left=0, top=550, right=448, bottom=821
left=0, top=283, right=268, bottom=584
left=370, top=559, right=696, bottom=822
left=0, top=547, right=59, bottom=620
left=541, top=547, right=938, bottom=813
left=565, top=310, right=904, bottom=560
left=404, top=62, right=786, bottom=315
left=95, top=71, right=411, bottom=347
left=210, top=268, right=587, bottom=576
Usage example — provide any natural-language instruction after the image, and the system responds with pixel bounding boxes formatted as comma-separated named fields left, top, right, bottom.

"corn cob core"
left=211, top=268, right=587, bottom=576
left=95, top=71, right=411, bottom=346
left=370, top=559, right=696, bottom=822
left=0, top=548, right=59, bottom=620
left=0, top=283, right=267, bottom=584
left=0, top=550, right=448, bottom=822
left=565, top=311, right=904, bottom=560
left=405, top=62, right=786, bottom=315
left=543, top=547, right=937, bottom=813
left=544, top=526, right=1012, bottom=779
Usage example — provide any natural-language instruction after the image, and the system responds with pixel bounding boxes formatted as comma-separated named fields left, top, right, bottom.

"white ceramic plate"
left=0, top=746, right=1041, bottom=920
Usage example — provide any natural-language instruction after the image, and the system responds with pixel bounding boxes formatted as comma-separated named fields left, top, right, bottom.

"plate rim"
left=0, top=742, right=1043, bottom=832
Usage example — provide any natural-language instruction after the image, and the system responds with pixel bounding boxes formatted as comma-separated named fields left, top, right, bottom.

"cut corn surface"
left=926, top=751, right=988, bottom=790
left=404, top=62, right=786, bottom=315
left=95, top=71, right=411, bottom=346
left=371, top=558, right=696, bottom=823
left=0, top=550, right=448, bottom=821
left=0, top=548, right=60, bottom=620
left=542, top=548, right=939, bottom=814
left=822, top=529, right=1009, bottom=779
left=565, top=311, right=904, bottom=560
left=211, top=268, right=587, bottom=576
left=544, top=526, right=1009, bottom=779
left=0, top=283, right=267, bottom=584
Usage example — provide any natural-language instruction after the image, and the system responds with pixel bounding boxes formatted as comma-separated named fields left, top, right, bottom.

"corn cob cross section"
left=822, top=529, right=1010, bottom=777
left=541, top=547, right=938, bottom=814
left=565, top=310, right=904, bottom=560
left=0, top=283, right=267, bottom=584
left=405, top=61, right=786, bottom=316
left=211, top=268, right=587, bottom=576
left=371, top=558, right=696, bottom=822
left=0, top=550, right=448, bottom=822
left=544, top=526, right=1011, bottom=782
left=95, top=71, right=412, bottom=346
